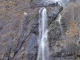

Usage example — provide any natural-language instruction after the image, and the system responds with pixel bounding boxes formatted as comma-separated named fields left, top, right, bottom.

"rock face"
left=0, top=0, right=80, bottom=60
left=49, top=2, right=80, bottom=60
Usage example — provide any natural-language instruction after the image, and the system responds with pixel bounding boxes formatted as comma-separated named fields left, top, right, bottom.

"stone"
left=0, top=0, right=80, bottom=60
left=49, top=2, right=80, bottom=60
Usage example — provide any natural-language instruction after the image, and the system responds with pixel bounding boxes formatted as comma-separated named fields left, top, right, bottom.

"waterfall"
left=37, top=7, right=49, bottom=60
left=56, top=14, right=64, bottom=39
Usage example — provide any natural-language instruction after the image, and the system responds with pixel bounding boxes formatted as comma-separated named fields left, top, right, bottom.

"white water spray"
left=37, top=7, right=49, bottom=60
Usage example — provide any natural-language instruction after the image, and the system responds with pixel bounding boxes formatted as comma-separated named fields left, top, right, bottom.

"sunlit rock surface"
left=0, top=0, right=80, bottom=60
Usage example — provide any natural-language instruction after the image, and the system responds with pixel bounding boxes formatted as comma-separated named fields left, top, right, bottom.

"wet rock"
left=27, top=34, right=38, bottom=54
left=47, top=6, right=63, bottom=25
left=48, top=21, right=62, bottom=46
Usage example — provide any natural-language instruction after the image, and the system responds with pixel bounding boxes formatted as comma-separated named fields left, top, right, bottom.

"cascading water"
left=37, top=7, right=49, bottom=60
left=56, top=14, right=64, bottom=39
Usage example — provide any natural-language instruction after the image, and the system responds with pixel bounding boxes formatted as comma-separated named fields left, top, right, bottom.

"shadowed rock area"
left=0, top=0, right=80, bottom=60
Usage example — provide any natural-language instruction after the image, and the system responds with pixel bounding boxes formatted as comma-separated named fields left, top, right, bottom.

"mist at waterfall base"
left=37, top=8, right=49, bottom=60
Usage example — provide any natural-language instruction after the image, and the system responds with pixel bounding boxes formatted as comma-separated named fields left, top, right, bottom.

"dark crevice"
left=49, top=7, right=63, bottom=25
left=3, top=47, right=12, bottom=60
left=12, top=14, right=39, bottom=58
left=3, top=14, right=38, bottom=60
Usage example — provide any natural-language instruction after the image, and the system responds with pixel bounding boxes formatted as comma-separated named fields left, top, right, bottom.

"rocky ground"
left=0, top=0, right=80, bottom=60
